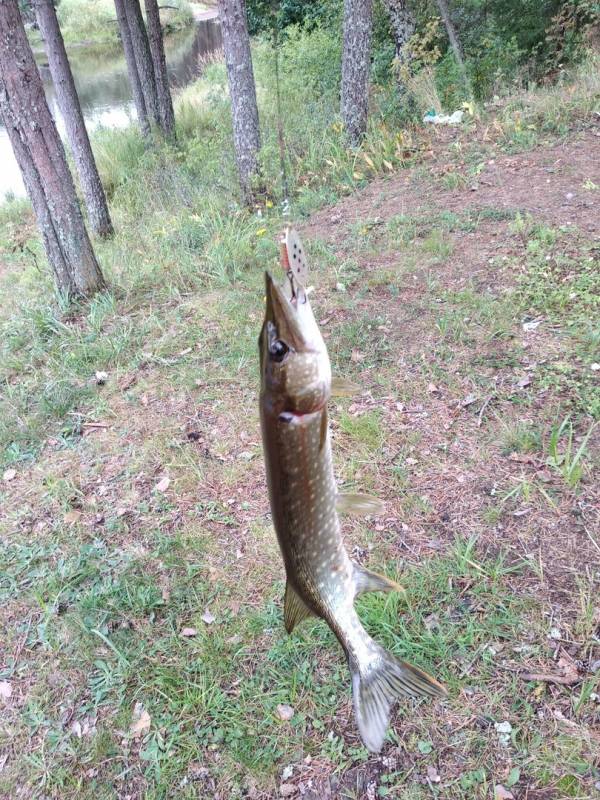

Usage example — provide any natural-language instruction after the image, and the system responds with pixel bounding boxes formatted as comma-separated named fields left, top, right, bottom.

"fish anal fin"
left=336, top=493, right=385, bottom=517
left=284, top=580, right=315, bottom=633
left=353, top=563, right=404, bottom=596
left=331, top=377, right=361, bottom=397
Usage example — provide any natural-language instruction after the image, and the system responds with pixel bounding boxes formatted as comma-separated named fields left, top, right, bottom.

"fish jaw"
left=260, top=271, right=331, bottom=416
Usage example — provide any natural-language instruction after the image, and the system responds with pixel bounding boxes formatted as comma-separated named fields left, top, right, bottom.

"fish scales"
left=259, top=230, right=446, bottom=752
left=262, top=405, right=353, bottom=618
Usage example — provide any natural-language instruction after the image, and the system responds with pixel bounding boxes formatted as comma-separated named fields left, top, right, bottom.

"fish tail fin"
left=349, top=643, right=446, bottom=753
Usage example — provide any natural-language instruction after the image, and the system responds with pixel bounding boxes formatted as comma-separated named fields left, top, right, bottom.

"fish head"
left=259, top=271, right=331, bottom=415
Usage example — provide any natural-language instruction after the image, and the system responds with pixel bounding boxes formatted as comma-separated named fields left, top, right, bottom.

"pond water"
left=0, top=16, right=221, bottom=201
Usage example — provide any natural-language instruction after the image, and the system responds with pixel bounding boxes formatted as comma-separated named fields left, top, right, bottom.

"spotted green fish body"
left=259, top=244, right=445, bottom=752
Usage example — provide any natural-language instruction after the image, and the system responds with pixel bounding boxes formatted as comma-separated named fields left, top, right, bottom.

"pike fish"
left=258, top=229, right=446, bottom=753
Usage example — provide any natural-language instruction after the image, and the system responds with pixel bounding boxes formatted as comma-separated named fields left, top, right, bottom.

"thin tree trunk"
left=34, top=0, right=113, bottom=238
left=434, top=0, right=472, bottom=96
left=341, top=0, right=374, bottom=146
left=144, top=0, right=175, bottom=138
left=0, top=0, right=105, bottom=299
left=114, top=0, right=150, bottom=137
left=217, top=0, right=261, bottom=204
left=382, top=0, right=415, bottom=95
left=124, top=0, right=160, bottom=128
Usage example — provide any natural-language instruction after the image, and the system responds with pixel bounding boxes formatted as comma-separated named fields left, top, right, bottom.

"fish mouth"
left=264, top=271, right=306, bottom=350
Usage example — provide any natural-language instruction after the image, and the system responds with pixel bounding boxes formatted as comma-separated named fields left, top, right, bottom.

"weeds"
left=545, top=416, right=596, bottom=488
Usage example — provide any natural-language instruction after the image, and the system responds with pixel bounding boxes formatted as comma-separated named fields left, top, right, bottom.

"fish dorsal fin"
left=336, top=493, right=385, bottom=517
left=331, top=377, right=361, bottom=397
left=284, top=580, right=316, bottom=633
left=353, top=563, right=404, bottom=596
left=281, top=227, right=309, bottom=287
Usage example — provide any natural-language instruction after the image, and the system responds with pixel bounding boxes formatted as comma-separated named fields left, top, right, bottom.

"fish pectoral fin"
left=330, top=376, right=361, bottom=397
left=353, top=563, right=404, bottom=596
left=336, top=493, right=385, bottom=517
left=284, top=581, right=316, bottom=634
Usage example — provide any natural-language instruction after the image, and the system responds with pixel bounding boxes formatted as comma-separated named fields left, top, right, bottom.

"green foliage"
left=245, top=0, right=341, bottom=36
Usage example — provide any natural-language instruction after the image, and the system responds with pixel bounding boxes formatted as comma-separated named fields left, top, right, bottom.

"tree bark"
left=124, top=0, right=160, bottom=128
left=144, top=0, right=175, bottom=138
left=341, top=0, right=373, bottom=146
left=0, top=0, right=105, bottom=299
left=33, top=0, right=113, bottom=238
left=217, top=0, right=261, bottom=204
left=382, top=0, right=415, bottom=94
left=114, top=0, right=150, bottom=137
left=434, top=0, right=472, bottom=96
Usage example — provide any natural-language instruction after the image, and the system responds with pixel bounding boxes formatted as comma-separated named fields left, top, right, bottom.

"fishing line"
left=272, top=5, right=290, bottom=210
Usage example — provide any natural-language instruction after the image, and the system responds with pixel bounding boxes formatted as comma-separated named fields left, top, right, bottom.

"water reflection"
left=0, top=18, right=221, bottom=201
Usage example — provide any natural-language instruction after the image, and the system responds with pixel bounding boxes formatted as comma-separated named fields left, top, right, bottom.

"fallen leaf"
left=280, top=784, right=296, bottom=798
left=276, top=704, right=294, bottom=721
left=70, top=720, right=82, bottom=738
left=494, top=786, right=514, bottom=800
left=558, top=651, right=579, bottom=683
left=426, top=765, right=441, bottom=783
left=180, top=627, right=197, bottom=637
left=461, top=393, right=478, bottom=408
left=64, top=510, right=82, bottom=525
left=0, top=681, right=12, bottom=699
left=427, top=382, right=440, bottom=394
left=201, top=609, right=215, bottom=625
left=2, top=468, right=16, bottom=482
left=508, top=452, right=536, bottom=464
left=119, top=373, right=137, bottom=391
left=154, top=476, right=170, bottom=493
left=129, top=704, right=151, bottom=737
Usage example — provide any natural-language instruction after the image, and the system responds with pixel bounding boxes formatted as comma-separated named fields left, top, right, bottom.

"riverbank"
left=35, top=0, right=194, bottom=50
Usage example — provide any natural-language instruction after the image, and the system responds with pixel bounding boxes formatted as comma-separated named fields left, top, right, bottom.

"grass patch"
left=0, top=535, right=557, bottom=798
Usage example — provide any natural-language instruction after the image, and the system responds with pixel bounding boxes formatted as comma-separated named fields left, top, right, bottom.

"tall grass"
left=55, top=0, right=193, bottom=47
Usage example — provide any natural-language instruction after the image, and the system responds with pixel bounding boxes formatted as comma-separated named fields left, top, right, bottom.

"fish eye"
left=269, top=339, right=289, bottom=362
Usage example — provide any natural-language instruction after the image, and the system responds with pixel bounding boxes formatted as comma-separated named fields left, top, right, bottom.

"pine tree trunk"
left=382, top=0, right=415, bottom=94
left=114, top=0, right=150, bottom=137
left=124, top=0, right=160, bottom=128
left=0, top=0, right=105, bottom=299
left=144, top=0, right=175, bottom=138
left=341, top=0, right=373, bottom=146
left=434, top=0, right=472, bottom=96
left=33, top=0, right=113, bottom=238
left=217, top=0, right=261, bottom=204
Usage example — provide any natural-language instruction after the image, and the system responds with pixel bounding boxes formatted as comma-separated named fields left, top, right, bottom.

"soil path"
left=305, top=128, right=600, bottom=244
